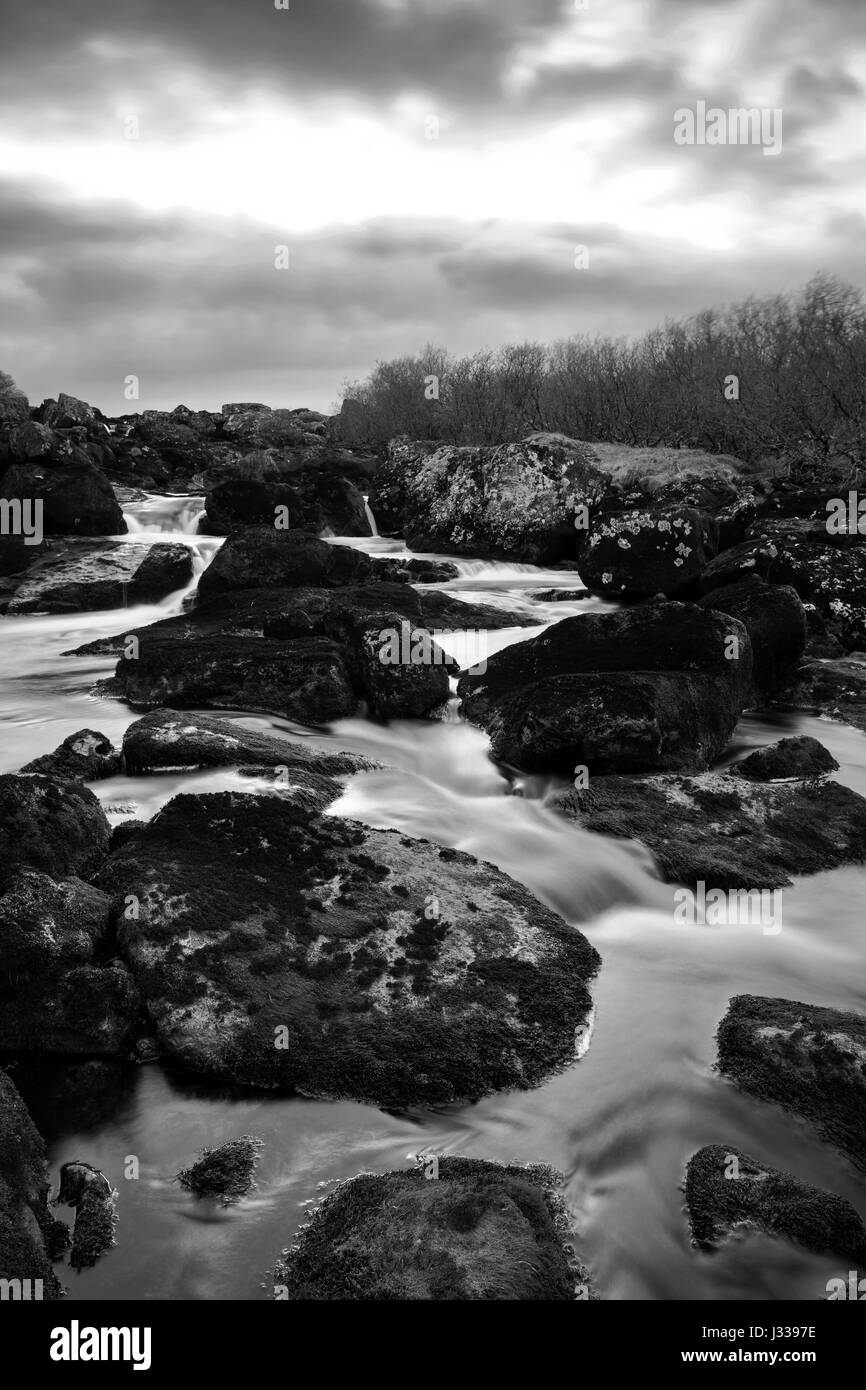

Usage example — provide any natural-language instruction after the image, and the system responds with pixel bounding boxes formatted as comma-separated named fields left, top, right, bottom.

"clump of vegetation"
left=176, top=1136, right=264, bottom=1205
left=340, top=275, right=866, bottom=479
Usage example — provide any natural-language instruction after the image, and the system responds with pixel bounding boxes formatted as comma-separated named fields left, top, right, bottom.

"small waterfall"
left=363, top=497, right=379, bottom=537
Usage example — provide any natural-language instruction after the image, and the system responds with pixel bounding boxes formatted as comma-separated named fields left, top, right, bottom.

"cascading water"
left=2, top=492, right=865, bottom=1302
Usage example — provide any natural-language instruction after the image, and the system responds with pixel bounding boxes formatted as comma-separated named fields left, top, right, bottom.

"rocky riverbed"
left=2, top=393, right=866, bottom=1300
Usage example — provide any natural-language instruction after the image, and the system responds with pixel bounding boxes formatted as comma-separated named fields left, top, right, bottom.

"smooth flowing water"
left=2, top=494, right=865, bottom=1302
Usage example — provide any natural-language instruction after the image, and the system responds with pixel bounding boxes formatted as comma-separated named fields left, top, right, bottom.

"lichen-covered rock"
left=550, top=752, right=866, bottom=889
left=459, top=602, right=752, bottom=775
left=273, top=1157, right=592, bottom=1300
left=177, top=1136, right=264, bottom=1204
left=0, top=775, right=110, bottom=891
left=369, top=436, right=610, bottom=562
left=0, top=871, right=141, bottom=1054
left=731, top=735, right=838, bottom=782
left=54, top=1161, right=117, bottom=1271
left=698, top=575, right=806, bottom=701
left=750, top=530, right=866, bottom=653
left=716, top=996, right=866, bottom=1170
left=197, top=529, right=373, bottom=600
left=685, top=1145, right=866, bottom=1262
left=20, top=729, right=121, bottom=782
left=0, top=1069, right=66, bottom=1297
left=577, top=506, right=717, bottom=598
left=95, top=792, right=600, bottom=1107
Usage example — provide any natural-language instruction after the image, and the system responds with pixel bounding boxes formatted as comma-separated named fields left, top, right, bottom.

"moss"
left=177, top=1135, right=264, bottom=1204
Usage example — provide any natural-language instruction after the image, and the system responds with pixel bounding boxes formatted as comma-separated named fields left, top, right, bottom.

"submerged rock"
left=0, top=775, right=110, bottom=891
left=550, top=747, right=866, bottom=889
left=54, top=1160, right=117, bottom=1271
left=685, top=1144, right=866, bottom=1262
left=176, top=1136, right=264, bottom=1204
left=459, top=602, right=751, bottom=775
left=273, top=1157, right=591, bottom=1300
left=95, top=792, right=600, bottom=1107
left=0, top=1069, right=66, bottom=1297
left=20, top=729, right=122, bottom=782
left=716, top=996, right=866, bottom=1171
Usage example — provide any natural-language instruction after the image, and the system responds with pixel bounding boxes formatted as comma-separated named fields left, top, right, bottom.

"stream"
left=2, top=492, right=865, bottom=1302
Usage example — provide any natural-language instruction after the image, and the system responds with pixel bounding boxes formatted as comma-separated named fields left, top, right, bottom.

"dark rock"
left=5, top=539, right=193, bottom=613
left=782, top=657, right=866, bottom=734
left=130, top=543, right=195, bottom=600
left=699, top=537, right=780, bottom=591
left=0, top=374, right=30, bottom=429
left=698, top=576, right=806, bottom=701
left=95, top=792, right=600, bottom=1107
left=577, top=506, right=717, bottom=598
left=0, top=459, right=125, bottom=535
left=716, top=996, right=866, bottom=1171
left=731, top=735, right=838, bottom=782
left=0, top=775, right=110, bottom=891
left=761, top=538, right=866, bottom=653
left=40, top=393, right=98, bottom=431
left=273, top=1157, right=591, bottom=1300
left=7, top=421, right=58, bottom=461
left=197, top=529, right=372, bottom=600
left=685, top=1144, right=866, bottom=1262
left=122, top=709, right=372, bottom=780
left=0, top=1069, right=65, bottom=1297
left=202, top=475, right=371, bottom=538
left=107, top=633, right=360, bottom=725
left=0, top=871, right=140, bottom=1054
left=54, top=1161, right=117, bottom=1270
left=369, top=435, right=610, bottom=562
left=550, top=759, right=866, bottom=889
left=372, top=557, right=460, bottom=584
left=20, top=729, right=121, bottom=782
left=0, top=532, right=50, bottom=579
left=176, top=1136, right=264, bottom=1204
left=459, top=602, right=752, bottom=774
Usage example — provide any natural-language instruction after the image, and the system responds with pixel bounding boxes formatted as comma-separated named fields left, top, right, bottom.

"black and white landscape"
left=2, top=0, right=866, bottom=1310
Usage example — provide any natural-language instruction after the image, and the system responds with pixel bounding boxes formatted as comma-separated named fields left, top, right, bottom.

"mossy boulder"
left=0, top=775, right=110, bottom=892
left=273, top=1157, right=591, bottom=1300
left=550, top=749, right=866, bottom=889
left=685, top=1144, right=866, bottom=1262
left=698, top=575, right=806, bottom=701
left=731, top=735, right=838, bottom=782
left=177, top=1136, right=264, bottom=1204
left=95, top=792, right=600, bottom=1107
left=716, top=996, right=866, bottom=1170
left=197, top=529, right=372, bottom=601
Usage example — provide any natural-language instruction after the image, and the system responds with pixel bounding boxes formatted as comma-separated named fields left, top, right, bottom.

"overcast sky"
left=1, top=0, right=864, bottom=414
